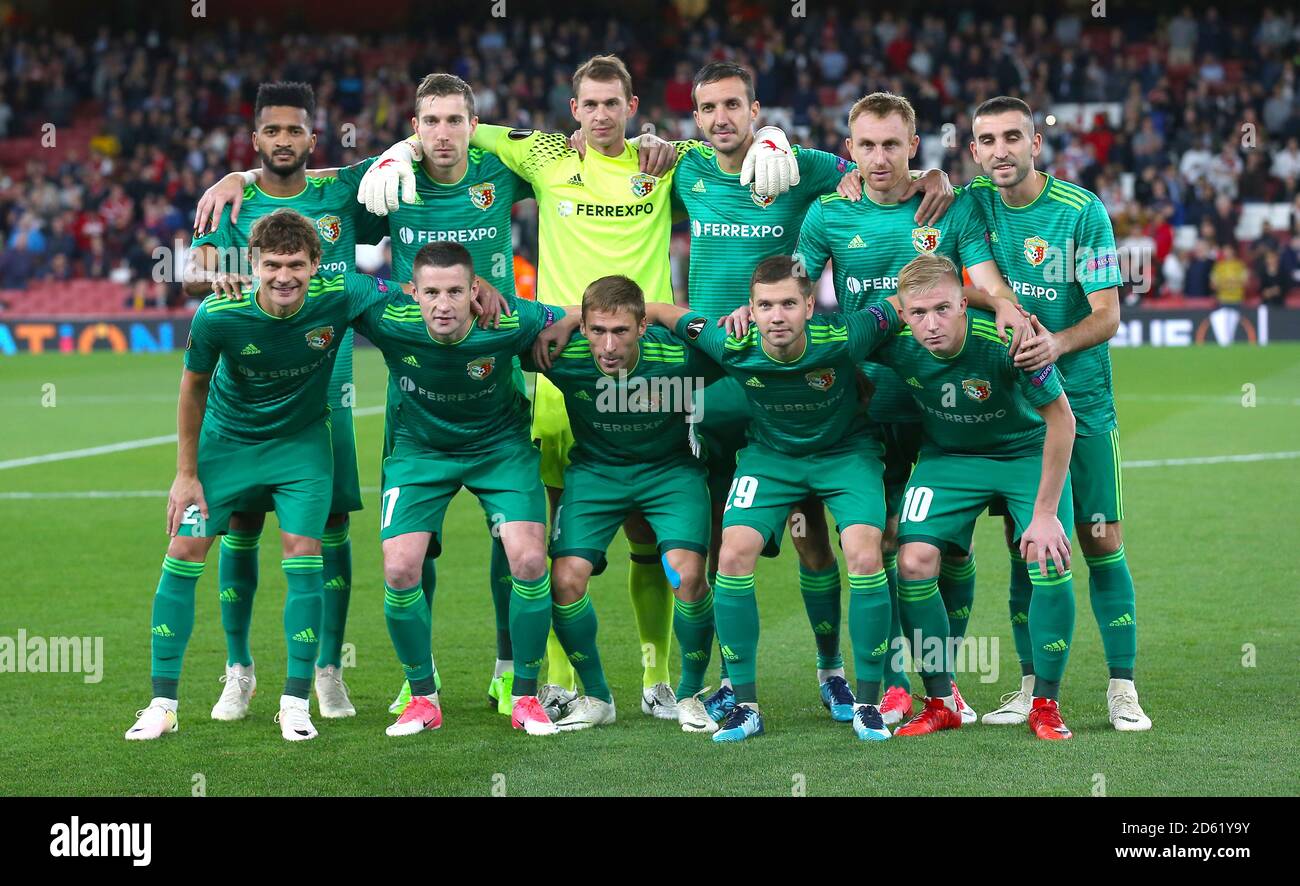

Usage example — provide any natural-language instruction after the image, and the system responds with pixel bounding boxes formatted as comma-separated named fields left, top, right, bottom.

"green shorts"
left=532, top=373, right=574, bottom=489
left=379, top=438, right=547, bottom=554
left=693, top=376, right=752, bottom=503
left=987, top=428, right=1123, bottom=525
left=551, top=459, right=710, bottom=574
left=180, top=420, right=333, bottom=540
left=722, top=441, right=886, bottom=558
left=900, top=451, right=1074, bottom=556
left=881, top=420, right=924, bottom=519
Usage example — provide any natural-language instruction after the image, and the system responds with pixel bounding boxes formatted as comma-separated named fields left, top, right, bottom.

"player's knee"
left=509, top=548, right=548, bottom=582
left=846, top=548, right=883, bottom=576
left=717, top=545, right=756, bottom=577
left=281, top=535, right=321, bottom=559
left=383, top=558, right=422, bottom=590
left=550, top=563, right=587, bottom=604
left=897, top=544, right=939, bottom=581
left=791, top=532, right=835, bottom=571
left=166, top=535, right=208, bottom=562
left=673, top=560, right=707, bottom=601
left=1078, top=521, right=1123, bottom=557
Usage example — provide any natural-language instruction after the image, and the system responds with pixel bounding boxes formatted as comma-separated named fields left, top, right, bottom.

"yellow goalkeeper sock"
left=543, top=627, right=576, bottom=692
left=628, top=540, right=673, bottom=688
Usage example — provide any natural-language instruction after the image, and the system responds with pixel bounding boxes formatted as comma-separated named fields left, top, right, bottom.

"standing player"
left=186, top=82, right=386, bottom=721
left=358, top=55, right=798, bottom=721
left=869, top=254, right=1077, bottom=740
left=965, top=97, right=1151, bottom=731
left=524, top=275, right=722, bottom=732
left=795, top=91, right=1024, bottom=725
left=126, top=210, right=391, bottom=742
left=671, top=65, right=956, bottom=723
left=351, top=242, right=561, bottom=737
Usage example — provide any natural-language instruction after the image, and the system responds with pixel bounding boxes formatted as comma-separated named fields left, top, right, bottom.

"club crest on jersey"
left=912, top=226, right=941, bottom=254
left=750, top=186, right=776, bottom=208
left=315, top=215, right=342, bottom=244
left=305, top=326, right=335, bottom=350
left=468, top=182, right=496, bottom=210
left=1024, top=236, right=1049, bottom=267
left=961, top=378, right=992, bottom=402
left=805, top=368, right=836, bottom=391
left=467, top=356, right=496, bottom=381
left=629, top=173, right=657, bottom=198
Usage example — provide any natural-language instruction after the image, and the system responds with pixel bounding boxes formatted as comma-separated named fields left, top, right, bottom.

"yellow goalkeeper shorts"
left=531, top=373, right=574, bottom=489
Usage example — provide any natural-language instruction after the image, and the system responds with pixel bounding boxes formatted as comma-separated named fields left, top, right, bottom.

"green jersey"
left=673, top=144, right=852, bottom=316
left=965, top=174, right=1122, bottom=436
left=192, top=167, right=388, bottom=409
left=352, top=295, right=556, bottom=453
left=471, top=123, right=690, bottom=305
left=184, top=273, right=389, bottom=444
left=795, top=188, right=994, bottom=423
left=674, top=302, right=902, bottom=456
left=353, top=148, right=533, bottom=289
left=522, top=326, right=721, bottom=469
left=870, top=308, right=1065, bottom=457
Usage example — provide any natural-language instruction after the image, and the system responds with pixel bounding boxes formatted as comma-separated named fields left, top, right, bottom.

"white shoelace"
left=216, top=672, right=250, bottom=706
left=647, top=683, right=676, bottom=706
left=1110, top=691, right=1144, bottom=719
left=996, top=689, right=1030, bottom=710
left=276, top=705, right=313, bottom=734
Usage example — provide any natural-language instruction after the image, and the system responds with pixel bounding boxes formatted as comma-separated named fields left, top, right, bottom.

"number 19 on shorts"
left=724, top=476, right=758, bottom=511
left=899, top=486, right=933, bottom=524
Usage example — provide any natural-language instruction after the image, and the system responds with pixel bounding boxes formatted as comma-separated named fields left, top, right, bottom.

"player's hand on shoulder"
left=532, top=314, right=577, bottom=371
left=721, top=304, right=752, bottom=338
left=743, top=126, right=799, bottom=197
left=568, top=129, right=587, bottom=159
left=989, top=295, right=1032, bottom=355
left=471, top=276, right=509, bottom=329
left=212, top=271, right=253, bottom=300
left=904, top=168, right=954, bottom=226
left=166, top=474, right=207, bottom=538
left=193, top=171, right=250, bottom=236
left=632, top=132, right=676, bottom=177
left=1013, top=314, right=1061, bottom=372
left=1020, top=513, right=1071, bottom=580
left=358, top=139, right=420, bottom=216
left=836, top=168, right=864, bottom=202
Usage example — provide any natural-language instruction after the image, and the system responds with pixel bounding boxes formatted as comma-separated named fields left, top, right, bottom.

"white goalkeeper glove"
left=358, top=137, right=422, bottom=215
left=741, top=126, right=799, bottom=198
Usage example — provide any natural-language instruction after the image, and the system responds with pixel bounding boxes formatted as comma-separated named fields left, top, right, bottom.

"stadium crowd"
left=1, top=4, right=1299, bottom=307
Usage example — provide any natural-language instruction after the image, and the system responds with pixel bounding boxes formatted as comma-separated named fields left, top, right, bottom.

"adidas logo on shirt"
left=744, top=376, right=765, bottom=388
left=567, top=173, right=584, bottom=187
left=241, top=343, right=261, bottom=355
left=905, top=376, right=922, bottom=388
left=847, top=235, right=866, bottom=249
left=691, top=179, right=706, bottom=193
left=403, top=355, right=420, bottom=367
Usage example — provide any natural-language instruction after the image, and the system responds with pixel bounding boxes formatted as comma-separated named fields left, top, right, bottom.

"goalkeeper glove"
left=741, top=126, right=799, bottom=198
left=357, top=137, right=422, bottom=215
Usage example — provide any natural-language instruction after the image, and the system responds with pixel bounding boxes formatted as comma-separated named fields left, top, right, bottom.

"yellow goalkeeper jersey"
left=471, top=124, right=688, bottom=306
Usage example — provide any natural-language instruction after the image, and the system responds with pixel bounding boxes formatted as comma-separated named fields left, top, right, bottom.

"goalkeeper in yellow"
left=359, top=54, right=798, bottom=722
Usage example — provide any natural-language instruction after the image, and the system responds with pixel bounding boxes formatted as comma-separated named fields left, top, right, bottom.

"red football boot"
left=879, top=685, right=914, bottom=726
left=893, top=696, right=962, bottom=736
left=1028, top=697, right=1073, bottom=740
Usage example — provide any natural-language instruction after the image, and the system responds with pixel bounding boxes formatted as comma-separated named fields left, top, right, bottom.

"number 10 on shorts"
left=724, top=476, right=758, bottom=511
left=900, top=486, right=933, bottom=524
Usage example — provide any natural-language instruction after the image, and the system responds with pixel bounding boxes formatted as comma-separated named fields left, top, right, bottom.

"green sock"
left=627, top=541, right=673, bottom=688
left=1008, top=553, right=1034, bottom=674
left=1085, top=545, right=1137, bottom=680
left=217, top=532, right=259, bottom=667
left=713, top=572, right=759, bottom=703
left=1027, top=561, right=1075, bottom=695
left=799, top=562, right=843, bottom=670
left=551, top=594, right=611, bottom=702
left=317, top=523, right=351, bottom=669
left=709, top=569, right=729, bottom=683
left=882, top=552, right=911, bottom=692
left=384, top=582, right=436, bottom=696
left=281, top=556, right=324, bottom=699
left=150, top=556, right=204, bottom=699
left=421, top=556, right=436, bottom=614
left=510, top=571, right=553, bottom=697
left=489, top=537, right=513, bottom=661
left=848, top=570, right=890, bottom=703
left=673, top=587, right=715, bottom=698
left=897, top=575, right=951, bottom=698
left=939, top=555, right=976, bottom=643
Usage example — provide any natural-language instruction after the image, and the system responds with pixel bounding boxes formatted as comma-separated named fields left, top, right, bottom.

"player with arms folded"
left=126, top=210, right=392, bottom=743
left=966, top=97, right=1150, bottom=732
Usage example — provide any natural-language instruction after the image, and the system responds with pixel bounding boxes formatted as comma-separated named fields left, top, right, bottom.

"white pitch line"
left=0, top=405, right=386, bottom=471
left=3, top=452, right=1298, bottom=501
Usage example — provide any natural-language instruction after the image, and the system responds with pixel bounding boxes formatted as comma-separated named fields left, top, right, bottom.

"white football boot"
left=1107, top=679, right=1153, bottom=731
left=554, top=695, right=617, bottom=732
left=981, top=675, right=1034, bottom=725
left=314, top=665, right=356, bottom=718
left=641, top=681, right=678, bottom=720
left=537, top=683, right=577, bottom=721
left=676, top=690, right=718, bottom=733
left=275, top=695, right=318, bottom=741
left=125, top=698, right=178, bottom=740
left=210, top=662, right=256, bottom=721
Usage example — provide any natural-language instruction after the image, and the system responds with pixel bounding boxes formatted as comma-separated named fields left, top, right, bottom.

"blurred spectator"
left=1211, top=244, right=1249, bottom=304
left=1184, top=241, right=1215, bottom=297
left=1255, top=248, right=1288, bottom=305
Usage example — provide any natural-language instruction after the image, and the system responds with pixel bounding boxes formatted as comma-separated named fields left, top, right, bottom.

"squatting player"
left=869, top=254, right=1078, bottom=740
left=795, top=91, right=1026, bottom=725
left=966, top=96, right=1150, bottom=731
left=126, top=210, right=391, bottom=743
left=186, top=82, right=388, bottom=722
left=643, top=255, right=1025, bottom=743
left=522, top=275, right=723, bottom=733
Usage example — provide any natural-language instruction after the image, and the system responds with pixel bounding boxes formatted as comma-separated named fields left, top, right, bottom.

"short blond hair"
left=897, top=254, right=961, bottom=302
left=572, top=54, right=633, bottom=102
left=848, top=91, right=917, bottom=136
left=582, top=274, right=644, bottom=323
